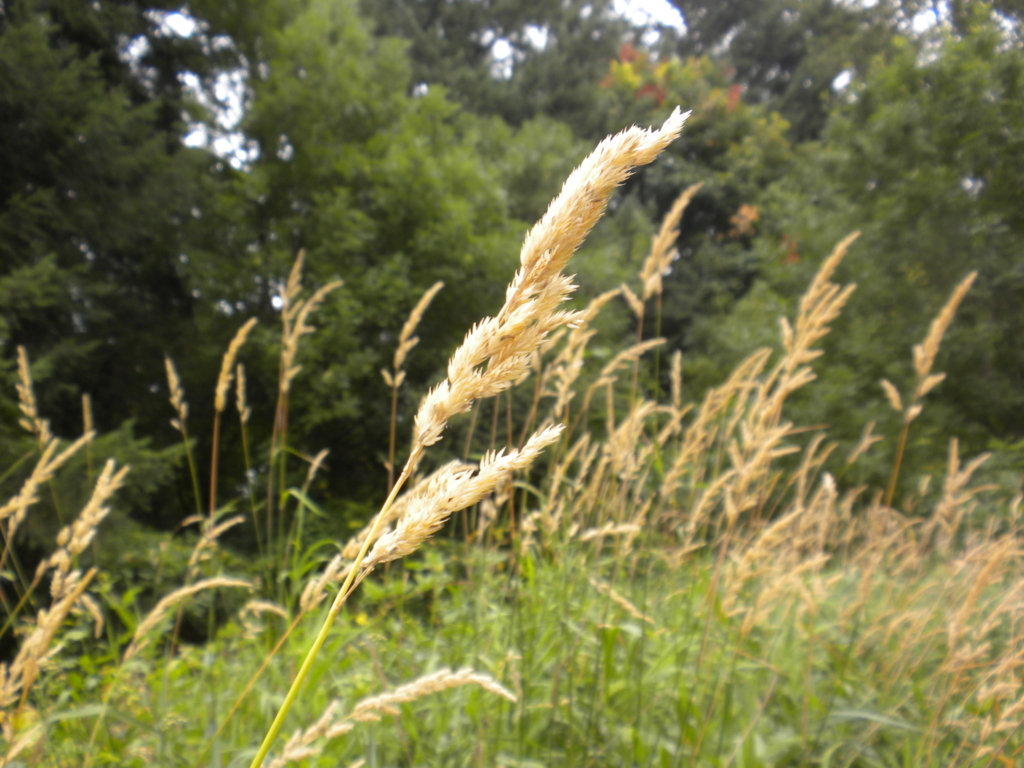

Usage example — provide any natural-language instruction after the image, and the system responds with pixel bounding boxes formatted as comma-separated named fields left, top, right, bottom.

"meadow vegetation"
left=1, top=106, right=1021, bottom=768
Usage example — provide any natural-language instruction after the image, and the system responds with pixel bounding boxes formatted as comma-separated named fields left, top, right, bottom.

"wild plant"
left=2, top=107, right=1020, bottom=768
left=881, top=271, right=977, bottom=506
left=249, top=106, right=690, bottom=767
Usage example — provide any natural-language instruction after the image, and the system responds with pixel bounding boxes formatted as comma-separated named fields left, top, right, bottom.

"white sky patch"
left=889, top=0, right=951, bottom=36
left=122, top=34, right=151, bottom=61
left=523, top=24, right=549, bottom=51
left=490, top=37, right=514, bottom=80
left=486, top=1, right=681, bottom=80
left=492, top=37, right=512, bottom=60
left=156, top=11, right=198, bottom=38
left=910, top=2, right=949, bottom=34
left=182, top=121, right=209, bottom=149
left=211, top=70, right=246, bottom=129
left=831, top=68, right=853, bottom=91
left=614, top=0, right=685, bottom=30
left=961, top=176, right=984, bottom=199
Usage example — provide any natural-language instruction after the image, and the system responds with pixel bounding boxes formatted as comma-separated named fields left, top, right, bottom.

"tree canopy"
left=2, top=0, right=1021, bottom=547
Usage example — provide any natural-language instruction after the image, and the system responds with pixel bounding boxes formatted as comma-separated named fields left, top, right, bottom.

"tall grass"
left=1, top=110, right=1021, bottom=768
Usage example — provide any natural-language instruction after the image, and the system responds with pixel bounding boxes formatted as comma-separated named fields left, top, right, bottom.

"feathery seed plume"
left=640, top=183, right=702, bottom=301
left=578, top=338, right=665, bottom=418
left=579, top=523, right=641, bottom=542
left=165, top=357, right=188, bottom=431
left=299, top=553, right=352, bottom=613
left=39, top=459, right=129, bottom=600
left=540, top=288, right=621, bottom=426
left=236, top=363, right=250, bottom=423
left=265, top=669, right=511, bottom=767
left=250, top=112, right=689, bottom=768
left=883, top=270, right=976, bottom=505
left=350, top=667, right=516, bottom=722
left=412, top=109, right=688, bottom=458
left=0, top=568, right=97, bottom=709
left=215, top=317, right=258, bottom=412
left=670, top=349, right=683, bottom=412
left=124, top=577, right=252, bottom=661
left=620, top=283, right=644, bottom=320
left=16, top=347, right=51, bottom=446
left=880, top=379, right=903, bottom=413
left=266, top=702, right=352, bottom=768
left=242, top=599, right=289, bottom=621
left=0, top=433, right=93, bottom=539
left=239, top=599, right=290, bottom=639
left=384, top=281, right=446, bottom=489
left=304, top=449, right=329, bottom=488
left=847, top=421, right=883, bottom=466
left=588, top=577, right=657, bottom=626
left=188, top=515, right=246, bottom=580
left=366, top=426, right=565, bottom=567
left=389, top=281, right=445, bottom=383
left=912, top=271, right=976, bottom=399
left=3, top=568, right=99, bottom=707
left=279, top=255, right=343, bottom=395
left=774, top=232, right=859, bottom=385
left=340, top=471, right=438, bottom=559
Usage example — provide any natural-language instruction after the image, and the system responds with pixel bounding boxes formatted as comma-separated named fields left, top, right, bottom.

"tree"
left=668, top=0, right=902, bottom=140
left=0, top=0, right=597, bottom=545
left=0, top=1, right=225, bottom=536
left=357, top=0, right=634, bottom=137
left=170, top=0, right=590, bottom=511
left=587, top=46, right=794, bottom=372
left=687, top=6, right=1024, bottom=490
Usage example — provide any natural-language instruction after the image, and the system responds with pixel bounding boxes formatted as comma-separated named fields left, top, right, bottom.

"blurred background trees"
left=2, top=0, right=1021, bottom=550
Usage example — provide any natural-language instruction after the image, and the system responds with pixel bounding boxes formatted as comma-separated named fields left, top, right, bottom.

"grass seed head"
left=165, top=357, right=188, bottom=430
left=366, top=425, right=564, bottom=568
left=640, top=182, right=701, bottom=301
left=215, top=317, right=258, bottom=412
left=16, top=347, right=51, bottom=446
left=412, top=110, right=688, bottom=458
left=124, top=577, right=252, bottom=661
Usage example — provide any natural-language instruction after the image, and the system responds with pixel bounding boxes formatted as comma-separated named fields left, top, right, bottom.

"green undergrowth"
left=36, top=538, right=986, bottom=768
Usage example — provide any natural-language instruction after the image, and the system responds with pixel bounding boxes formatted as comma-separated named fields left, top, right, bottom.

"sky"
left=615, top=0, right=685, bottom=30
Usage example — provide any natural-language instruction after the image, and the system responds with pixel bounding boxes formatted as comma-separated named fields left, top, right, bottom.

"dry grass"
left=882, top=271, right=978, bottom=505
left=248, top=107, right=690, bottom=768
left=123, top=577, right=253, bottom=662
left=1, top=110, right=1018, bottom=768
left=267, top=668, right=514, bottom=768
left=382, top=280, right=445, bottom=491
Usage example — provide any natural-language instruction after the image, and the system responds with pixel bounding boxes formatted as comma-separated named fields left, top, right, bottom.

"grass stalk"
left=387, top=381, right=400, bottom=493
left=209, top=411, right=222, bottom=517
left=884, top=419, right=910, bottom=508
left=248, top=458, right=415, bottom=768
left=240, top=417, right=262, bottom=556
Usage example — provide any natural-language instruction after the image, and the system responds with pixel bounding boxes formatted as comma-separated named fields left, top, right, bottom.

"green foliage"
left=0, top=1, right=232, bottom=536
left=358, top=0, right=633, bottom=137
left=593, top=50, right=797, bottom=368
left=684, top=8, right=1024, bottom=491
left=185, top=0, right=592, bottom=505
left=668, top=0, right=903, bottom=140
left=0, top=3, right=204, bottom=437
left=3, top=3, right=1024, bottom=763
left=30, top=539, right=1023, bottom=766
left=0, top=0, right=597, bottom=529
